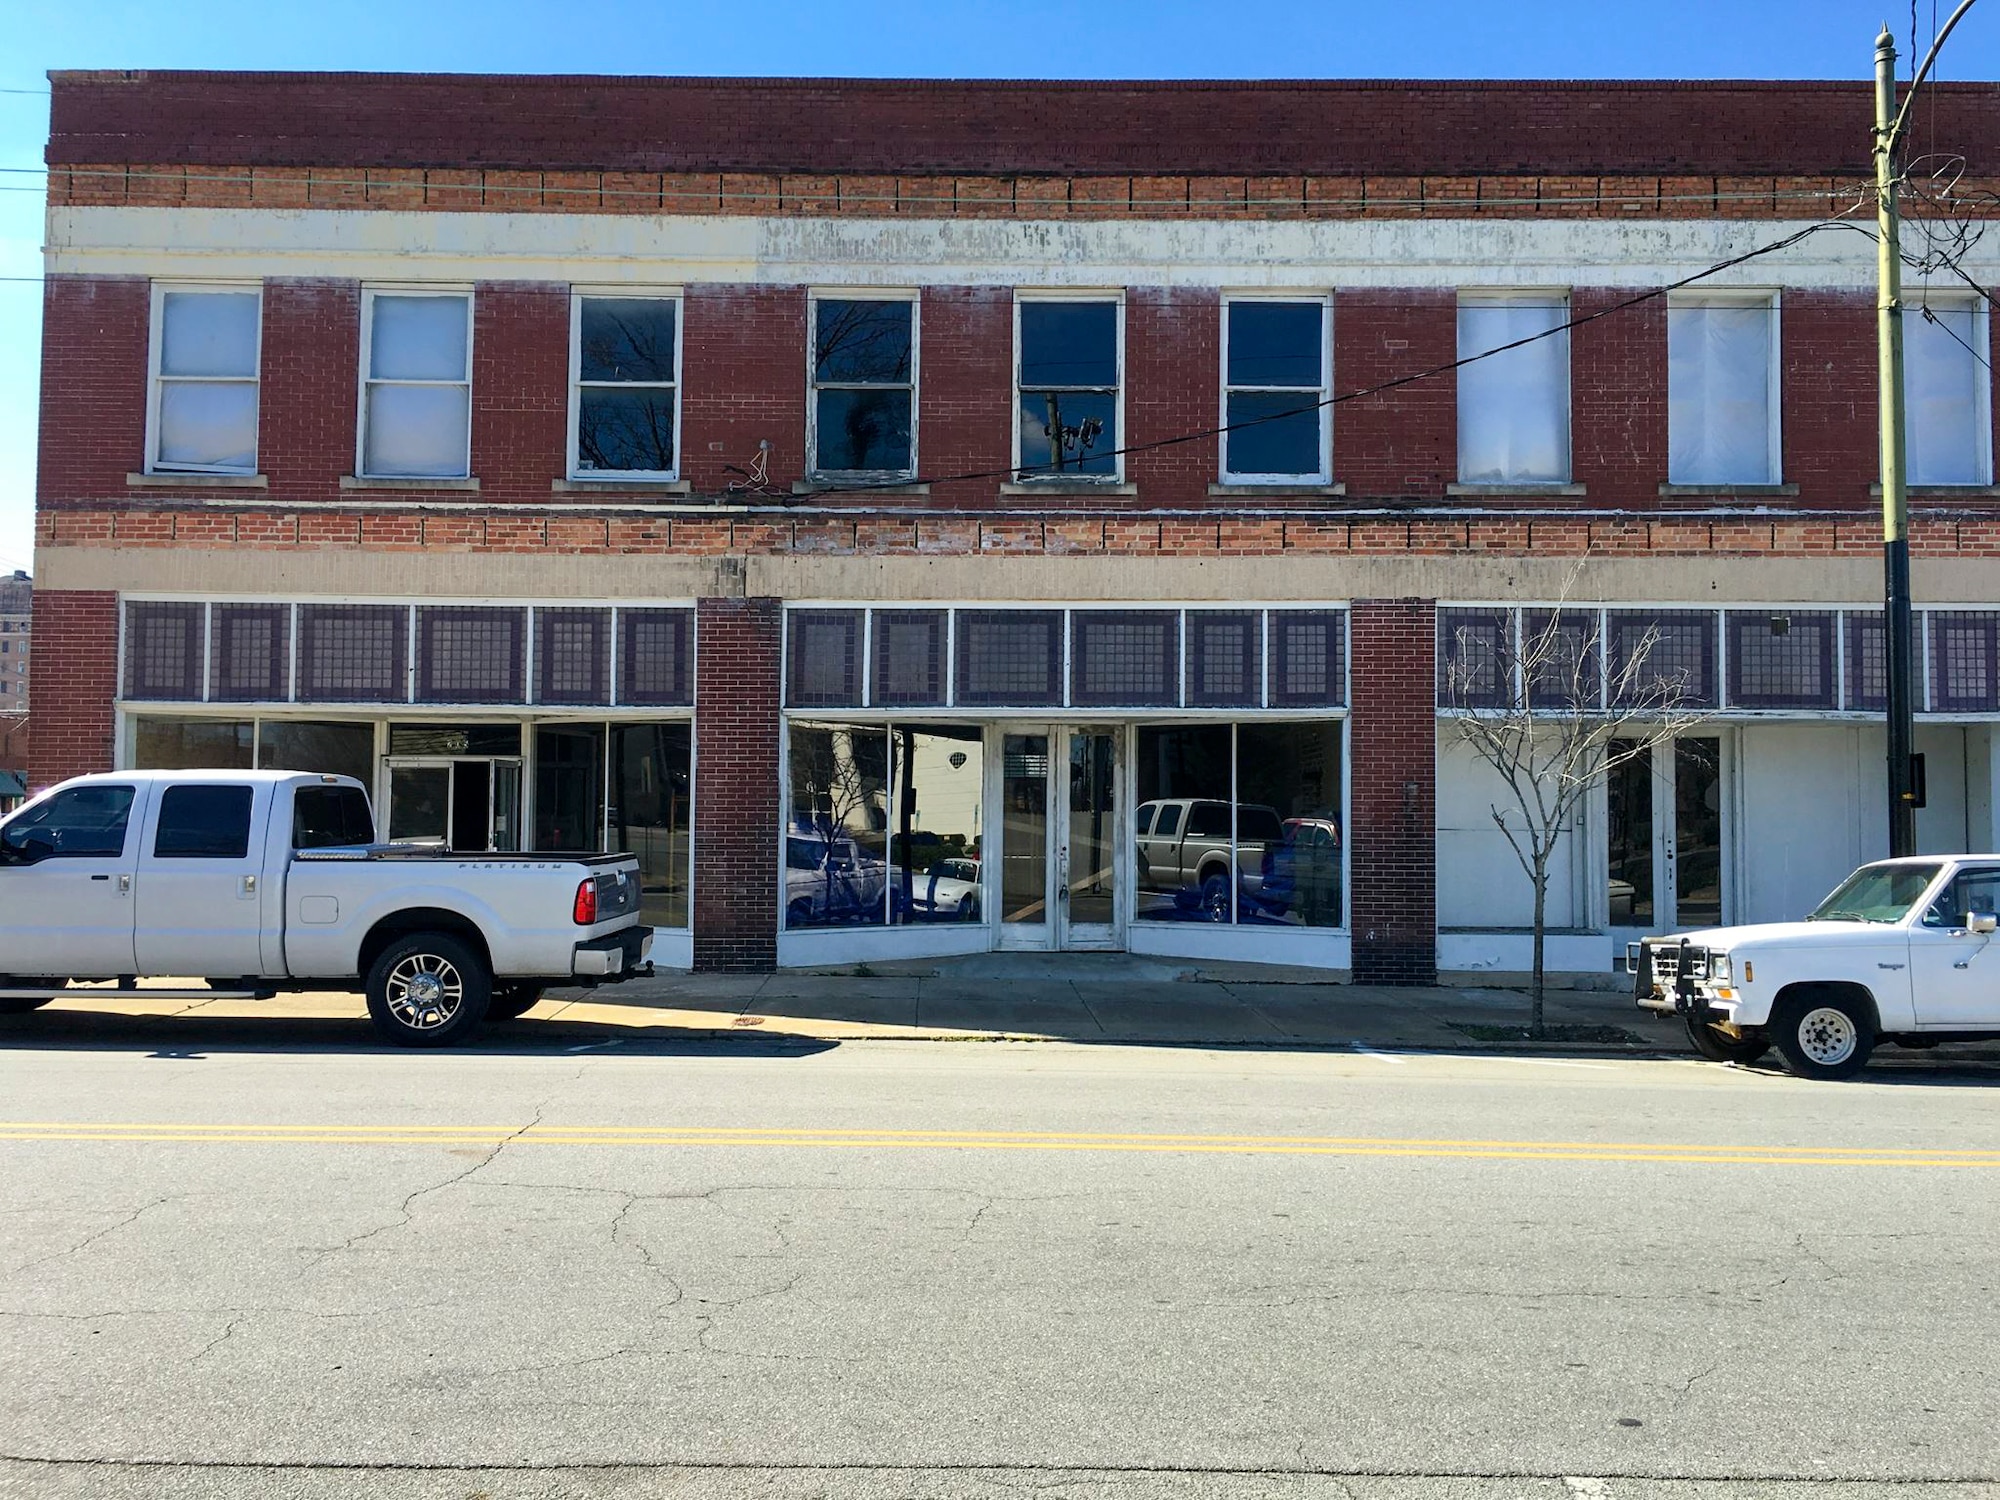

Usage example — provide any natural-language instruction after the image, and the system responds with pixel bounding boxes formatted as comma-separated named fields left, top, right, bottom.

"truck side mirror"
left=1968, top=912, right=1998, bottom=935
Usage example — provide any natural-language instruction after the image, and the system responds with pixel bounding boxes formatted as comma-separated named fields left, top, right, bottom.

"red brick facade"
left=26, top=70, right=2000, bottom=979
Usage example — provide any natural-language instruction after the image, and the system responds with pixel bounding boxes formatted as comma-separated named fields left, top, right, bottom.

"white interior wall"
left=1436, top=728, right=1586, bottom=928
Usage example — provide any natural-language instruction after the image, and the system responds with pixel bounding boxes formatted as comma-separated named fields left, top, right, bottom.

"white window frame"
left=1013, top=289, right=1126, bottom=484
left=1904, top=289, right=1994, bottom=488
left=356, top=286, right=475, bottom=481
left=806, top=288, right=920, bottom=483
left=145, top=281, right=263, bottom=476
left=1219, top=291, right=1333, bottom=485
left=1666, top=288, right=1783, bottom=487
left=567, top=287, right=684, bottom=482
left=1454, top=287, right=1573, bottom=486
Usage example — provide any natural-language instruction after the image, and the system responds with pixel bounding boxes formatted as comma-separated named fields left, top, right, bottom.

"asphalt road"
left=2, top=1021, right=1998, bottom=1500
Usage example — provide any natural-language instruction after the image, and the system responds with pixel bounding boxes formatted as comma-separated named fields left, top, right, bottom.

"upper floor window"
left=1457, top=291, right=1570, bottom=485
left=1222, top=296, right=1330, bottom=484
left=571, top=292, right=680, bottom=479
left=1668, top=292, right=1780, bottom=486
left=809, top=294, right=916, bottom=480
left=1905, top=294, right=1993, bottom=487
left=148, top=285, right=260, bottom=475
left=1016, top=295, right=1122, bottom=482
left=360, top=289, right=472, bottom=480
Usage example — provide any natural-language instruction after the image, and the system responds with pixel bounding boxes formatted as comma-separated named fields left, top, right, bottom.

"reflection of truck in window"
left=1134, top=798, right=1284, bottom=921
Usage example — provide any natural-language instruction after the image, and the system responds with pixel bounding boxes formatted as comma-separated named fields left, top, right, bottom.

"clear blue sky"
left=2, top=0, right=1996, bottom=576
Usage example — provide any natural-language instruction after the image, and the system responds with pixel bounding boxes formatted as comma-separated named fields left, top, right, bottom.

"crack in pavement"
left=5, top=1196, right=181, bottom=1278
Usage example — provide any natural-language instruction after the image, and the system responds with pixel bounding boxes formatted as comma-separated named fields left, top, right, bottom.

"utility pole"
left=1873, top=0, right=1982, bottom=857
left=1874, top=25, right=1918, bottom=858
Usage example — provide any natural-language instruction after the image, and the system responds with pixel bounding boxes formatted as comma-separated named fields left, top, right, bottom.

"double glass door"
left=997, top=726, right=1121, bottom=950
left=1607, top=734, right=1726, bottom=936
left=386, top=757, right=522, bottom=852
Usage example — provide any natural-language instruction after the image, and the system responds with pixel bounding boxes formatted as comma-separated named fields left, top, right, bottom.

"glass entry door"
left=1607, top=734, right=1727, bottom=937
left=387, top=757, right=522, bottom=852
left=996, top=726, right=1123, bottom=951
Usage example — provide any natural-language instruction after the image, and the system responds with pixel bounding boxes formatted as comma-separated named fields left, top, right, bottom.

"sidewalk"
left=535, top=952, right=1683, bottom=1053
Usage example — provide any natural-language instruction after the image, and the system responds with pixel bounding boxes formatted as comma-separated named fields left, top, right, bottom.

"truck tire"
left=1771, top=991, right=1875, bottom=1082
left=487, top=983, right=546, bottom=1022
left=365, top=933, right=491, bottom=1047
left=1683, top=1015, right=1769, bottom=1065
left=1198, top=870, right=1231, bottom=922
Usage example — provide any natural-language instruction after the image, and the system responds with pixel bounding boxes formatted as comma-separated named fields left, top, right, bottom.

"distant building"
left=0, top=569, right=26, bottom=717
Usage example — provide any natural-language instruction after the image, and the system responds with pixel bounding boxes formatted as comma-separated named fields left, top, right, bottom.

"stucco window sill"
left=128, top=472, right=268, bottom=489
left=793, top=480, right=932, bottom=497
left=341, top=475, right=482, bottom=492
left=1657, top=482, right=1799, bottom=498
left=1208, top=482, right=1346, bottom=498
left=1445, top=482, right=1586, bottom=497
left=1869, top=483, right=2000, bottom=498
left=997, top=481, right=1139, bottom=497
left=553, top=478, right=691, bottom=495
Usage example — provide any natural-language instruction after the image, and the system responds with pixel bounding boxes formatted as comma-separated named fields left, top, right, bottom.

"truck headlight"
left=1707, top=950, right=1731, bottom=985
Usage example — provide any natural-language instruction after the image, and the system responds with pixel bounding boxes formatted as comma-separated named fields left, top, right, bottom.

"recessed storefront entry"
left=996, top=726, right=1122, bottom=952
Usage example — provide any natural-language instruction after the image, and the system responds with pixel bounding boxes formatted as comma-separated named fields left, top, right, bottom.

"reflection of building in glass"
left=28, top=73, right=2000, bottom=984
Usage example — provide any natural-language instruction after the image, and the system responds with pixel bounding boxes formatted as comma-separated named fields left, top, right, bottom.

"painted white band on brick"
left=47, top=207, right=1981, bottom=290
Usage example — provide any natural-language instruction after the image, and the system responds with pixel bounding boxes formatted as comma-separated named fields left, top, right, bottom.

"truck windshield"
left=1806, top=863, right=1942, bottom=924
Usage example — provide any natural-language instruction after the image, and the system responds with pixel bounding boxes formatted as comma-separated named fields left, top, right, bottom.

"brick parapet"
left=46, top=164, right=1954, bottom=223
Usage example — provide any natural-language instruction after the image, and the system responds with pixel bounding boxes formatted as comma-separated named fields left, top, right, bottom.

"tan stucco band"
left=32, top=545, right=2000, bottom=606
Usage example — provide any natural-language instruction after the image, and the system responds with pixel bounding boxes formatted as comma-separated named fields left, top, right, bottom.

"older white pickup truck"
left=1633, top=855, right=2000, bottom=1079
left=0, top=769, right=653, bottom=1046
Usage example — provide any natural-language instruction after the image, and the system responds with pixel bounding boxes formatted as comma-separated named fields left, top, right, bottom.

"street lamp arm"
left=1887, top=0, right=1982, bottom=152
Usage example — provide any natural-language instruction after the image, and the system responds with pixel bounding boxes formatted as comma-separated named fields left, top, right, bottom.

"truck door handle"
left=241, top=874, right=258, bottom=897
left=117, top=874, right=131, bottom=895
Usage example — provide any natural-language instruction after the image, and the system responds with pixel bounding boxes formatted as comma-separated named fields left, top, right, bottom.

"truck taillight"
left=573, top=879, right=598, bottom=926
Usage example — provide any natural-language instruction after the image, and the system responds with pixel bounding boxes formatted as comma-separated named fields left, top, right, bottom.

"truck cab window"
left=292, top=786, right=376, bottom=850
left=0, top=785, right=136, bottom=863
left=154, top=785, right=254, bottom=860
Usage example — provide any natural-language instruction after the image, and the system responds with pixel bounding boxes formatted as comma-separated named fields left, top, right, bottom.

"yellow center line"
left=0, top=1122, right=1993, bottom=1166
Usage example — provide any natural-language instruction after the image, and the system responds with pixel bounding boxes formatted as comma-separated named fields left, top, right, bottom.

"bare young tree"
left=1440, top=567, right=1712, bottom=1035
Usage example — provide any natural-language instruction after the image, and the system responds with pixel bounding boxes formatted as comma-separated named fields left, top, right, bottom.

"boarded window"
left=1522, top=609, right=1600, bottom=710
left=1186, top=611, right=1262, bottom=708
left=1931, top=612, right=2000, bottom=713
left=1072, top=611, right=1178, bottom=707
left=1847, top=611, right=1888, bottom=711
left=535, top=608, right=612, bottom=706
left=416, top=607, right=525, bottom=704
left=1608, top=610, right=1717, bottom=709
left=870, top=609, right=947, bottom=708
left=787, top=609, right=865, bottom=708
left=619, top=608, right=693, bottom=707
left=956, top=610, right=1063, bottom=706
left=298, top=604, right=408, bottom=704
left=123, top=601, right=206, bottom=701
left=1437, top=607, right=1510, bottom=709
left=1727, top=611, right=1836, bottom=709
left=209, top=603, right=289, bottom=703
left=1270, top=611, right=1346, bottom=707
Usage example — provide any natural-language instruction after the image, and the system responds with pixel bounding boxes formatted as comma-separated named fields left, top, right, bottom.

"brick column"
left=26, top=588, right=118, bottom=793
left=1348, top=599, right=1437, bottom=985
left=692, top=595, right=782, bottom=972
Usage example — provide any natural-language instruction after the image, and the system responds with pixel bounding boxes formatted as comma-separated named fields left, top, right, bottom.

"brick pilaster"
left=1348, top=598, right=1438, bottom=985
left=26, top=589, right=118, bottom=793
left=692, top=595, right=782, bottom=971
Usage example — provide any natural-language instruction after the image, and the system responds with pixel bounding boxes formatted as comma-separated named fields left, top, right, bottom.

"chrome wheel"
left=384, top=953, right=465, bottom=1031
left=1795, top=1006, right=1859, bottom=1067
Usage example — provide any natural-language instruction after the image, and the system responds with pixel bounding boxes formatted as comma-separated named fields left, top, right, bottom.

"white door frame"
left=988, top=723, right=1127, bottom=952
left=1607, top=729, right=1734, bottom=939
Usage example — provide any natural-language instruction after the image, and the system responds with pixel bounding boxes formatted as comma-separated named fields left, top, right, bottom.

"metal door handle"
left=242, top=874, right=258, bottom=896
left=117, top=874, right=131, bottom=894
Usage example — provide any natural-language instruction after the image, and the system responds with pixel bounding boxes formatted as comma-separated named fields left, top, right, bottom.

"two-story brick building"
left=28, top=71, right=2000, bottom=981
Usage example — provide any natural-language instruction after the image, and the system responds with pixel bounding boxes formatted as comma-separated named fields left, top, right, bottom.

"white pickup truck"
left=0, top=769, right=654, bottom=1046
left=1633, top=855, right=2000, bottom=1079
